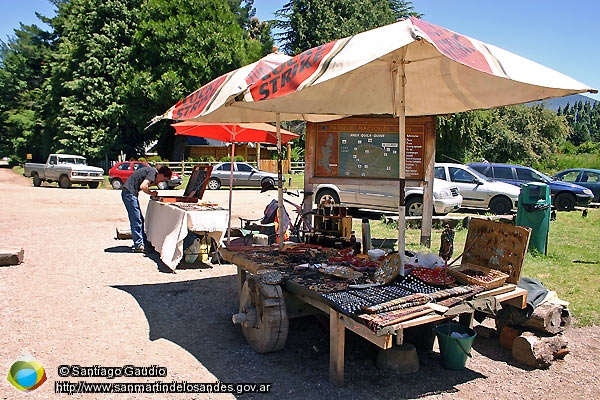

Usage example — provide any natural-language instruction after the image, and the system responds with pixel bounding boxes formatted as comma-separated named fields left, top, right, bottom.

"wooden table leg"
left=329, top=310, right=345, bottom=387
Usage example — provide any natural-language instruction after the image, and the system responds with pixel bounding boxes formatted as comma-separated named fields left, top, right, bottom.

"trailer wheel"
left=235, top=274, right=288, bottom=353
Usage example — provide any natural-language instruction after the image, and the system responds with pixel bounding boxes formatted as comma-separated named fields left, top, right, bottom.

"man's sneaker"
left=133, top=245, right=145, bottom=253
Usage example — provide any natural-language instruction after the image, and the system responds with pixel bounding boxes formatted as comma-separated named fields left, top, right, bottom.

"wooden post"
left=329, top=310, right=345, bottom=387
left=287, top=143, right=292, bottom=174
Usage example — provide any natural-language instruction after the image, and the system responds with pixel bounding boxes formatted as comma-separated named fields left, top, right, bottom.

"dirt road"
left=1, top=168, right=599, bottom=399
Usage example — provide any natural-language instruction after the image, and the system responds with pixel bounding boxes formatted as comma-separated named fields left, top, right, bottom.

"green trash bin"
left=516, top=182, right=551, bottom=254
left=433, top=324, right=477, bottom=370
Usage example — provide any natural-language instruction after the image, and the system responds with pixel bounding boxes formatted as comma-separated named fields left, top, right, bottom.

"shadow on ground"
left=114, top=277, right=487, bottom=399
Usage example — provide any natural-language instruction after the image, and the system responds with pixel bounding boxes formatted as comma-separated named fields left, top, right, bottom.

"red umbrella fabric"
left=172, top=122, right=298, bottom=144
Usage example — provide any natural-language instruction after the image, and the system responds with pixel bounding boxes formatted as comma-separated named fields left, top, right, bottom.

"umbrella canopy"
left=172, top=122, right=299, bottom=245
left=172, top=121, right=298, bottom=144
left=148, top=51, right=292, bottom=126
left=234, top=17, right=596, bottom=118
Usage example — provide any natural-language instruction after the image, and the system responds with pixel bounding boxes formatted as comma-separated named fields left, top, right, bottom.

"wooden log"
left=115, top=227, right=132, bottom=240
left=520, top=302, right=571, bottom=334
left=512, top=331, right=569, bottom=369
left=0, top=248, right=24, bottom=266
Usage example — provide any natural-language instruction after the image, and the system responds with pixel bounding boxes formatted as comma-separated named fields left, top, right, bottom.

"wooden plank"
left=329, top=310, right=345, bottom=387
left=474, top=283, right=516, bottom=298
left=0, top=248, right=24, bottom=266
left=496, top=287, right=528, bottom=309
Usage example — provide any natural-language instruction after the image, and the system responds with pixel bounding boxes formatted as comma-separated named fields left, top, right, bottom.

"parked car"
left=434, top=163, right=521, bottom=214
left=469, top=162, right=594, bottom=211
left=314, top=178, right=463, bottom=216
left=108, top=161, right=182, bottom=190
left=207, top=162, right=284, bottom=190
left=23, top=153, right=104, bottom=188
left=551, top=168, right=600, bottom=203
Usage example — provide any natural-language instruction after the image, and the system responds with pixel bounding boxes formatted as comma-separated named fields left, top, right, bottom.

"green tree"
left=44, top=0, right=143, bottom=160
left=0, top=23, right=54, bottom=162
left=273, top=0, right=419, bottom=55
left=437, top=105, right=570, bottom=166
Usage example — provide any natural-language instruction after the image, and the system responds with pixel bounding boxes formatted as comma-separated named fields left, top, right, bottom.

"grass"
left=354, top=208, right=600, bottom=327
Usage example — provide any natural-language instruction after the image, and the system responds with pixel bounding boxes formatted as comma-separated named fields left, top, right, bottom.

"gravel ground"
left=1, top=167, right=599, bottom=400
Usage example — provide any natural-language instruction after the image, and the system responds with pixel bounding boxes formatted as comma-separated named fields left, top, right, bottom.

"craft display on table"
left=321, top=291, right=375, bottom=315
left=447, top=263, right=509, bottom=290
left=172, top=202, right=223, bottom=211
left=358, top=305, right=433, bottom=333
left=410, top=266, right=456, bottom=286
left=318, top=265, right=364, bottom=280
left=395, top=274, right=441, bottom=294
left=373, top=253, right=402, bottom=284
left=257, top=269, right=284, bottom=285
left=436, top=286, right=485, bottom=308
left=361, top=293, right=431, bottom=314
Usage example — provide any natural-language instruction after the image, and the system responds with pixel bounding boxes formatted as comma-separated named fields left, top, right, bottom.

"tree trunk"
left=520, top=302, right=571, bottom=334
left=512, top=331, right=568, bottom=368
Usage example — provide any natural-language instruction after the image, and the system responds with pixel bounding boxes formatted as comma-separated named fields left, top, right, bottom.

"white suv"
left=314, top=178, right=462, bottom=216
left=434, top=163, right=521, bottom=214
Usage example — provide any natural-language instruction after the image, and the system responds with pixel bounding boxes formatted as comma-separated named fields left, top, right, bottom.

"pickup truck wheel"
left=207, top=178, right=221, bottom=190
left=111, top=179, right=123, bottom=190
left=32, top=173, right=42, bottom=187
left=405, top=196, right=424, bottom=216
left=88, top=182, right=99, bottom=189
left=59, top=175, right=72, bottom=189
left=554, top=192, right=576, bottom=211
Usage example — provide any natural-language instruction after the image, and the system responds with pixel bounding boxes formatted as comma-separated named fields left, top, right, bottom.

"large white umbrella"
left=227, top=16, right=596, bottom=269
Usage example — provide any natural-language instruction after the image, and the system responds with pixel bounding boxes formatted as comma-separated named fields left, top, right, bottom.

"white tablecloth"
left=145, top=200, right=229, bottom=271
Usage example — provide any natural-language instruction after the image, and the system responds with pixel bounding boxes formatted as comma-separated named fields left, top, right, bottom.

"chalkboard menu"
left=314, top=118, right=428, bottom=180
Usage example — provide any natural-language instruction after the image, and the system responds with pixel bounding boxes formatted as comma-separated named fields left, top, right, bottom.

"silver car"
left=314, top=178, right=462, bottom=216
left=207, top=162, right=283, bottom=190
left=434, top=163, right=521, bottom=214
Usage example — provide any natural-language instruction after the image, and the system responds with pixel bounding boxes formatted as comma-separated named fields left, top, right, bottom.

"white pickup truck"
left=23, top=154, right=104, bottom=188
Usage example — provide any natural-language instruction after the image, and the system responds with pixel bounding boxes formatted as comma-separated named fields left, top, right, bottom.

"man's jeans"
left=121, top=189, right=146, bottom=248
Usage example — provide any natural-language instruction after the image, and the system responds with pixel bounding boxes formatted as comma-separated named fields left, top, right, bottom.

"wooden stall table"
left=222, top=246, right=528, bottom=387
left=145, top=199, right=229, bottom=271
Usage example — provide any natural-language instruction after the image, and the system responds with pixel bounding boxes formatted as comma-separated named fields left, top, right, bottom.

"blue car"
left=468, top=162, right=594, bottom=211
left=552, top=168, right=600, bottom=203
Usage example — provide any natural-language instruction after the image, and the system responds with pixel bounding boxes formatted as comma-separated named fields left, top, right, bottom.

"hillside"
left=529, top=94, right=599, bottom=111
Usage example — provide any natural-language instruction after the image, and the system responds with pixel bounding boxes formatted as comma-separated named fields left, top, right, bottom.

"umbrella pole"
left=276, top=113, right=285, bottom=249
left=396, top=55, right=407, bottom=276
left=226, top=142, right=235, bottom=246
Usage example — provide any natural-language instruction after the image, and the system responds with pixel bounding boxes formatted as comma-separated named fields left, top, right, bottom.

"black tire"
left=554, top=192, right=576, bottom=211
left=59, top=175, right=72, bottom=189
left=489, top=196, right=513, bottom=215
left=111, top=179, right=123, bottom=190
left=405, top=196, right=424, bottom=216
left=315, top=189, right=340, bottom=207
left=88, top=182, right=99, bottom=189
left=261, top=178, right=275, bottom=190
left=32, top=173, right=41, bottom=187
left=207, top=178, right=221, bottom=190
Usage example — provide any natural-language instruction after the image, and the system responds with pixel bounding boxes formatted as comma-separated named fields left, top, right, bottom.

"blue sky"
left=2, top=0, right=598, bottom=101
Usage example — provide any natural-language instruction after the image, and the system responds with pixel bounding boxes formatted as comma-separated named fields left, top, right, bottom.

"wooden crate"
left=459, top=218, right=531, bottom=284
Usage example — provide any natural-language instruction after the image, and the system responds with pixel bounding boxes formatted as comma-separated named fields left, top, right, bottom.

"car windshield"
left=463, top=166, right=491, bottom=181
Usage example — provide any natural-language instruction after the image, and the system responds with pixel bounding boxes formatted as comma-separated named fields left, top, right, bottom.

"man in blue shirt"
left=122, top=165, right=172, bottom=252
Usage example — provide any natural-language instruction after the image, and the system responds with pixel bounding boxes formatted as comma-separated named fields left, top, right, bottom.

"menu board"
left=314, top=121, right=426, bottom=180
